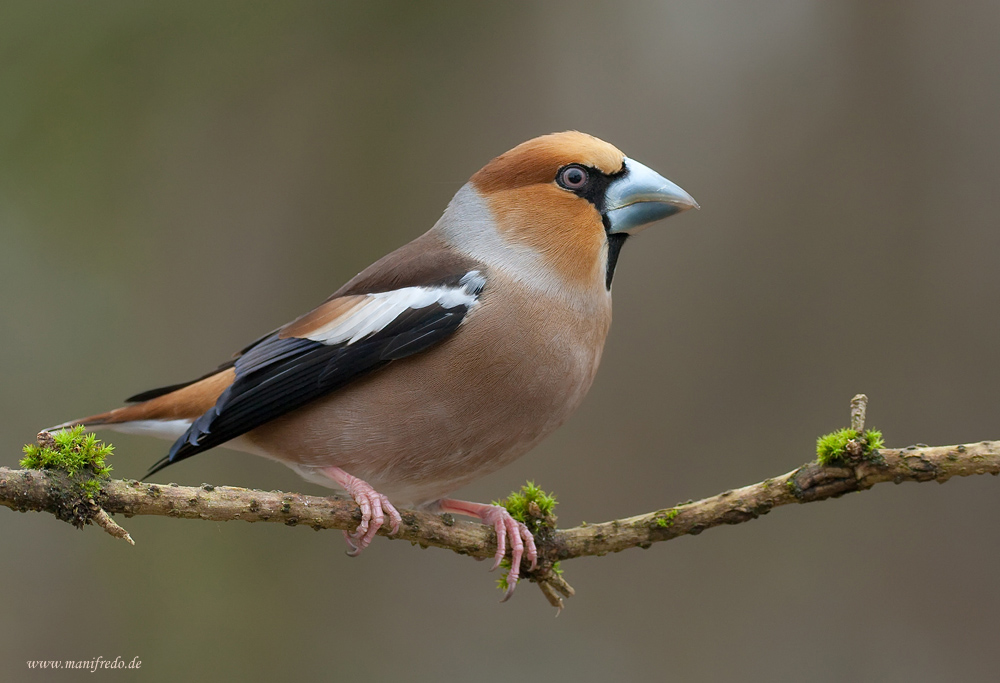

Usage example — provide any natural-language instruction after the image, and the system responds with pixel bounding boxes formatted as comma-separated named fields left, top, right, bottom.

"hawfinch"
left=52, top=131, right=697, bottom=598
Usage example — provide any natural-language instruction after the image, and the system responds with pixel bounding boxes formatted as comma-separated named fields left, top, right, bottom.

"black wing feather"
left=144, top=302, right=469, bottom=478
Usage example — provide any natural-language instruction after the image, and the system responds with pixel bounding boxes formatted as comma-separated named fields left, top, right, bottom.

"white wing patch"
left=304, top=271, right=484, bottom=346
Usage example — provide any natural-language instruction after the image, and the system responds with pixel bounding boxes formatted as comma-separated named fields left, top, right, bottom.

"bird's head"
left=439, top=131, right=697, bottom=293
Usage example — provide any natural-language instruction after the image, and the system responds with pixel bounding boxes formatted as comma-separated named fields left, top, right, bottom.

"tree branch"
left=4, top=397, right=999, bottom=608
left=3, top=441, right=998, bottom=600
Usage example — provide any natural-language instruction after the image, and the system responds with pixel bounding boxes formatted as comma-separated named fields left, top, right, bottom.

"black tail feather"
left=143, top=454, right=173, bottom=480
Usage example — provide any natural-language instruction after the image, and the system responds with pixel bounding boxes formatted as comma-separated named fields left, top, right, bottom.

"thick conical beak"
left=604, top=158, right=699, bottom=235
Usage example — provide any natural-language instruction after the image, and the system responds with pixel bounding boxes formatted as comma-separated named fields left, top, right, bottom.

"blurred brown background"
left=4, top=1, right=1000, bottom=681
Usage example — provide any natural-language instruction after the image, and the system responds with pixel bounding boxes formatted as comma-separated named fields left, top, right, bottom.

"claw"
left=436, top=499, right=538, bottom=600
left=342, top=530, right=360, bottom=556
left=322, top=467, right=401, bottom=555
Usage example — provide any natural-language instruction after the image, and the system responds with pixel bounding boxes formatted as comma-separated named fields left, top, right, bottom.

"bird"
left=49, top=131, right=697, bottom=599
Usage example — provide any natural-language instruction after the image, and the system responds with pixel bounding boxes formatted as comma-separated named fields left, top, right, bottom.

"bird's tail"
left=44, top=403, right=196, bottom=441
left=43, top=369, right=237, bottom=468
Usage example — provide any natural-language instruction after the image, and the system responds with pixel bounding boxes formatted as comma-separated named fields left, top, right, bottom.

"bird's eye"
left=557, top=165, right=589, bottom=190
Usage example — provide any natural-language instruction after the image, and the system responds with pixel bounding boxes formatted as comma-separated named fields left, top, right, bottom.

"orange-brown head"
left=471, top=131, right=628, bottom=193
left=439, top=131, right=697, bottom=295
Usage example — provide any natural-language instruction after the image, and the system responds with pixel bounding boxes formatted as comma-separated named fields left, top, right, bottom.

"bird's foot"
left=321, top=467, right=401, bottom=556
left=436, top=499, right=538, bottom=602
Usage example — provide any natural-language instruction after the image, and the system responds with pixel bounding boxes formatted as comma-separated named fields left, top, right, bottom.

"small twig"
left=850, top=393, right=868, bottom=432
left=90, top=505, right=134, bottom=545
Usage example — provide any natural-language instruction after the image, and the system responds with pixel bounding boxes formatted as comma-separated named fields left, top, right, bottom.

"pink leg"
left=321, top=467, right=401, bottom=556
left=437, top=499, right=538, bottom=602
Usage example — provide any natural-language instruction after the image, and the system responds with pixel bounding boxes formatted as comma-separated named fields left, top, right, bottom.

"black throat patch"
left=604, top=230, right=628, bottom=290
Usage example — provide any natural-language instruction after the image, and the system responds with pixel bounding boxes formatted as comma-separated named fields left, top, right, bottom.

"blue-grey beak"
left=604, top=158, right=699, bottom=235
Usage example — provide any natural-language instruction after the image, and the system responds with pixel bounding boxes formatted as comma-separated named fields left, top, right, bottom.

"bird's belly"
left=243, top=293, right=610, bottom=506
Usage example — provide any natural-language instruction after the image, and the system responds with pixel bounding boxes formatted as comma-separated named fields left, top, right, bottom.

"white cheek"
left=434, top=183, right=609, bottom=311
left=434, top=184, right=558, bottom=292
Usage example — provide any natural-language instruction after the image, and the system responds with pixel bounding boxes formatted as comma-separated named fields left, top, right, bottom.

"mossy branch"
left=4, top=440, right=999, bottom=598
left=4, top=396, right=1000, bottom=608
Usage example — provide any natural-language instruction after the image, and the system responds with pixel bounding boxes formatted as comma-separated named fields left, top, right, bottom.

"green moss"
left=655, top=508, right=679, bottom=528
left=22, top=426, right=113, bottom=477
left=494, top=481, right=557, bottom=531
left=21, top=426, right=113, bottom=499
left=496, top=560, right=562, bottom=593
left=496, top=559, right=512, bottom=592
left=816, top=427, right=885, bottom=465
left=864, top=429, right=884, bottom=451
left=493, top=481, right=558, bottom=593
left=80, top=478, right=103, bottom=499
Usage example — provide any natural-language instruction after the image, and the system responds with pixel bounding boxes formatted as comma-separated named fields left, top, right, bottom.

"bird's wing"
left=146, top=268, right=486, bottom=476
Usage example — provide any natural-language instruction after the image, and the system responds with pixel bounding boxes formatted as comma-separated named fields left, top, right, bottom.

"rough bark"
left=4, top=439, right=998, bottom=608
